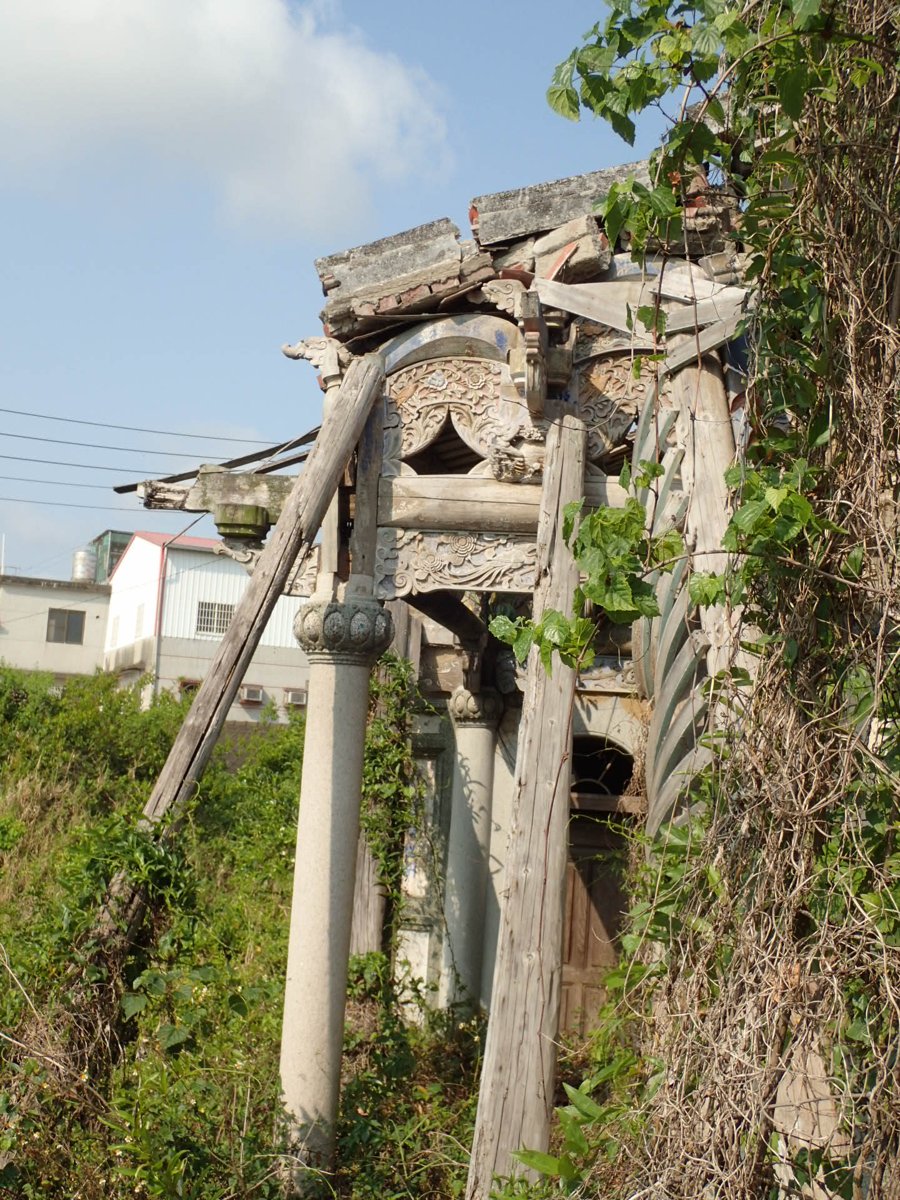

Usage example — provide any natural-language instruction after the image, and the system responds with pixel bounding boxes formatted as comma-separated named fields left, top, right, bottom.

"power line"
left=0, top=405, right=276, bottom=445
left=0, top=475, right=111, bottom=490
left=0, top=453, right=183, bottom=473
left=0, top=496, right=142, bottom=511
left=0, top=429, right=235, bottom=460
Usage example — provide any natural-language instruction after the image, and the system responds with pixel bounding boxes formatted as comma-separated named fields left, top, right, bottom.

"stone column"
left=439, top=685, right=502, bottom=1008
left=480, top=701, right=519, bottom=1011
left=280, top=595, right=393, bottom=1178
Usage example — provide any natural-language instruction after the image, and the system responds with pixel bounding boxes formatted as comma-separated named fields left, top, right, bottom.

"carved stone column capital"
left=293, top=597, right=393, bottom=665
left=448, top=685, right=503, bottom=728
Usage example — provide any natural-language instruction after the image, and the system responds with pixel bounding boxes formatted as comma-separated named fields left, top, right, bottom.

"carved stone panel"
left=285, top=547, right=320, bottom=597
left=383, top=361, right=455, bottom=471
left=447, top=362, right=527, bottom=460
left=577, top=351, right=652, bottom=461
left=383, top=340, right=654, bottom=482
left=374, top=528, right=537, bottom=598
left=383, top=356, right=544, bottom=477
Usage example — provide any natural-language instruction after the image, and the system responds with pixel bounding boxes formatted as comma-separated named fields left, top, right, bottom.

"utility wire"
left=0, top=453, right=187, bottom=473
left=0, top=475, right=111, bottom=490
left=0, top=496, right=142, bottom=511
left=0, top=405, right=275, bottom=445
left=0, top=429, right=238, bottom=460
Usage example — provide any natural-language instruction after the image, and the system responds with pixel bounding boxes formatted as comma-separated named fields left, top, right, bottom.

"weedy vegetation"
left=0, top=661, right=481, bottom=1199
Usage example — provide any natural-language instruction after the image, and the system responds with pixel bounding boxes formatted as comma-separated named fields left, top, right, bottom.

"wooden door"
left=560, top=813, right=628, bottom=1038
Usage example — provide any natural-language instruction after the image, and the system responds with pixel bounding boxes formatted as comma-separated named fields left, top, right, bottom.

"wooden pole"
left=466, top=408, right=587, bottom=1200
left=669, top=351, right=750, bottom=684
left=142, top=352, right=385, bottom=827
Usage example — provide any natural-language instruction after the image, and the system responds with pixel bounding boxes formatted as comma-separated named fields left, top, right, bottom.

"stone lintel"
left=315, top=218, right=463, bottom=300
left=470, top=160, right=651, bottom=246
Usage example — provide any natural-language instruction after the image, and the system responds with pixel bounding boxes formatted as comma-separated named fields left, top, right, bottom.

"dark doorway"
left=561, top=738, right=635, bottom=1038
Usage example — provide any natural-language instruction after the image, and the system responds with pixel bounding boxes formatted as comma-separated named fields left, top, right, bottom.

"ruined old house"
left=134, top=158, right=748, bottom=1195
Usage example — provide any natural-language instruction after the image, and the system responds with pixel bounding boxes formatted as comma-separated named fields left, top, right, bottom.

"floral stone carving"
left=383, top=346, right=648, bottom=481
left=293, top=597, right=394, bottom=665
left=577, top=352, right=652, bottom=460
left=374, top=529, right=537, bottom=598
left=384, top=358, right=533, bottom=474
left=448, top=686, right=503, bottom=727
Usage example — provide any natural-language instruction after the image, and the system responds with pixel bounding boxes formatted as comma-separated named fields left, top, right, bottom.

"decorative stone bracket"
left=508, top=290, right=574, bottom=418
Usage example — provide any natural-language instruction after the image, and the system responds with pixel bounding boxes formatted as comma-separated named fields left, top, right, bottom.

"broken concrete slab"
left=533, top=215, right=612, bottom=282
left=316, top=219, right=461, bottom=298
left=315, top=219, right=495, bottom=340
left=470, top=160, right=650, bottom=246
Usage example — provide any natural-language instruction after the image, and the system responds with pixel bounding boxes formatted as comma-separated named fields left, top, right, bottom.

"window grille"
left=46, top=608, right=86, bottom=645
left=195, top=600, right=235, bottom=637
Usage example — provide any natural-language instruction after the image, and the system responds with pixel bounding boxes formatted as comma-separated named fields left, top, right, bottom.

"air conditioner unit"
left=285, top=688, right=308, bottom=708
left=240, top=684, right=264, bottom=705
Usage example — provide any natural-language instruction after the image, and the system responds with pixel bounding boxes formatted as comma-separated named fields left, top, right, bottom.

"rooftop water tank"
left=71, top=547, right=97, bottom=583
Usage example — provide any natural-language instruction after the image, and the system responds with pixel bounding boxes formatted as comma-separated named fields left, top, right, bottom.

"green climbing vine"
left=495, top=1, right=900, bottom=1196
left=360, top=653, right=425, bottom=948
left=490, top=467, right=683, bottom=669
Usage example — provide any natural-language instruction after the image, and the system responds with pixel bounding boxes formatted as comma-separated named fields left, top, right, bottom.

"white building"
left=103, top=531, right=309, bottom=723
left=0, top=574, right=111, bottom=680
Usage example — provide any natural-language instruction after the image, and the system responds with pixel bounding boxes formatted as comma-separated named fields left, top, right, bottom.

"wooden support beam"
left=467, top=408, right=587, bottom=1200
left=347, top=401, right=383, bottom=592
left=649, top=274, right=744, bottom=303
left=569, top=792, right=646, bottom=815
left=534, top=276, right=654, bottom=340
left=662, top=294, right=746, bottom=333
left=406, top=591, right=487, bottom=648
left=661, top=313, right=743, bottom=376
left=377, top=472, right=627, bottom=534
left=141, top=353, right=386, bottom=828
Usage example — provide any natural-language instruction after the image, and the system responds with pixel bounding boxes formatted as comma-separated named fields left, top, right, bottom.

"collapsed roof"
left=313, top=159, right=741, bottom=345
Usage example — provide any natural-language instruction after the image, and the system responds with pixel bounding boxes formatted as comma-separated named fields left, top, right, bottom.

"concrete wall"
left=156, top=637, right=309, bottom=724
left=105, top=537, right=160, bottom=654
left=158, top=549, right=302, bottom=648
left=103, top=539, right=310, bottom=723
left=0, top=575, right=110, bottom=678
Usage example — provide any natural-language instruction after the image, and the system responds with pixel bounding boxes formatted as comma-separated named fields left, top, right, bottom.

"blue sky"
left=0, top=1, right=661, bottom=578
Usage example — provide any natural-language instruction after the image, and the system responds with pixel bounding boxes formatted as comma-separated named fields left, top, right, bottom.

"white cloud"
left=0, top=0, right=448, bottom=235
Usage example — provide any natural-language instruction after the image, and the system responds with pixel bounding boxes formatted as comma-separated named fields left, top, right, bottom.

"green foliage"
left=490, top=492, right=683, bottom=672
left=685, top=460, right=843, bottom=620
left=360, top=654, right=426, bottom=943
left=536, top=0, right=900, bottom=1196
left=0, top=663, right=475, bottom=1198
left=333, top=996, right=483, bottom=1198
